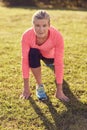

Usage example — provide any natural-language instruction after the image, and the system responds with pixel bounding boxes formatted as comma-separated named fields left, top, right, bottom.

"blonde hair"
left=32, top=10, right=50, bottom=24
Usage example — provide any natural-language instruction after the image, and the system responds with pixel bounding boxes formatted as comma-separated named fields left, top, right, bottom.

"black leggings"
left=29, top=48, right=54, bottom=68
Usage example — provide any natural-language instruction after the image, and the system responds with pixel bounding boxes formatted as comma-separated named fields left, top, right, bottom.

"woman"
left=20, top=10, right=69, bottom=102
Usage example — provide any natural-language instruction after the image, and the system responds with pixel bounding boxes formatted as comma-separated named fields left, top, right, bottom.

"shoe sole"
left=38, top=97, right=47, bottom=101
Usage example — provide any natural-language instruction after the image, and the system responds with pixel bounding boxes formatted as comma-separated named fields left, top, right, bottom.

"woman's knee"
left=29, top=48, right=41, bottom=68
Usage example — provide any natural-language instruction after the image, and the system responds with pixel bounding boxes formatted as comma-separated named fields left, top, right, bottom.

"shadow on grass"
left=29, top=80, right=87, bottom=130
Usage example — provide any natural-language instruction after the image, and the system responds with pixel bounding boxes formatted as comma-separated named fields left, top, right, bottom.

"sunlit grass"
left=0, top=6, right=87, bottom=130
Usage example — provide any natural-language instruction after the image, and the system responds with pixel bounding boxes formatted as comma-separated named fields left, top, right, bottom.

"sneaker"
left=36, top=84, right=47, bottom=100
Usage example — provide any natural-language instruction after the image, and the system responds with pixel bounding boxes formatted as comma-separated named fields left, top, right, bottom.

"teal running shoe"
left=36, top=84, right=47, bottom=100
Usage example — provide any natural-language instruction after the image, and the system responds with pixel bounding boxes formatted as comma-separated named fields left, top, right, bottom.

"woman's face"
left=33, top=19, right=50, bottom=38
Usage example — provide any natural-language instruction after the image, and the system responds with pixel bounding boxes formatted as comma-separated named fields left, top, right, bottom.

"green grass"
left=0, top=6, right=87, bottom=130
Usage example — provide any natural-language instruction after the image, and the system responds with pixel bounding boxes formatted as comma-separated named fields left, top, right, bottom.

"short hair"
left=32, top=10, right=50, bottom=24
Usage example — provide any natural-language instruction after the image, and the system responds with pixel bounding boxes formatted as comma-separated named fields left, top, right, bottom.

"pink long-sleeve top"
left=21, top=26, right=64, bottom=84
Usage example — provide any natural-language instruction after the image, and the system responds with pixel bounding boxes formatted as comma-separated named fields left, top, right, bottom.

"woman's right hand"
left=20, top=78, right=31, bottom=99
left=20, top=86, right=31, bottom=99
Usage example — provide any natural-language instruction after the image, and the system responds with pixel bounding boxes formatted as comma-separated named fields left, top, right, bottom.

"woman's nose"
left=39, top=26, right=43, bottom=31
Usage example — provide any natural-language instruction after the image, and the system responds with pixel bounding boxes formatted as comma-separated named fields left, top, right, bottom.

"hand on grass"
left=20, top=87, right=31, bottom=99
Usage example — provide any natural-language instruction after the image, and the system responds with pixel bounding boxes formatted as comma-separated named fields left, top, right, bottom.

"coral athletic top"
left=21, top=26, right=64, bottom=84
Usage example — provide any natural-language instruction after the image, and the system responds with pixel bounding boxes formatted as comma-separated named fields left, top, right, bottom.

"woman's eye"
left=43, top=24, right=47, bottom=27
left=36, top=25, right=40, bottom=27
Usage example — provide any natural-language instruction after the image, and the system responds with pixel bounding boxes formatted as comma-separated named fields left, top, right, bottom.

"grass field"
left=0, top=6, right=87, bottom=130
